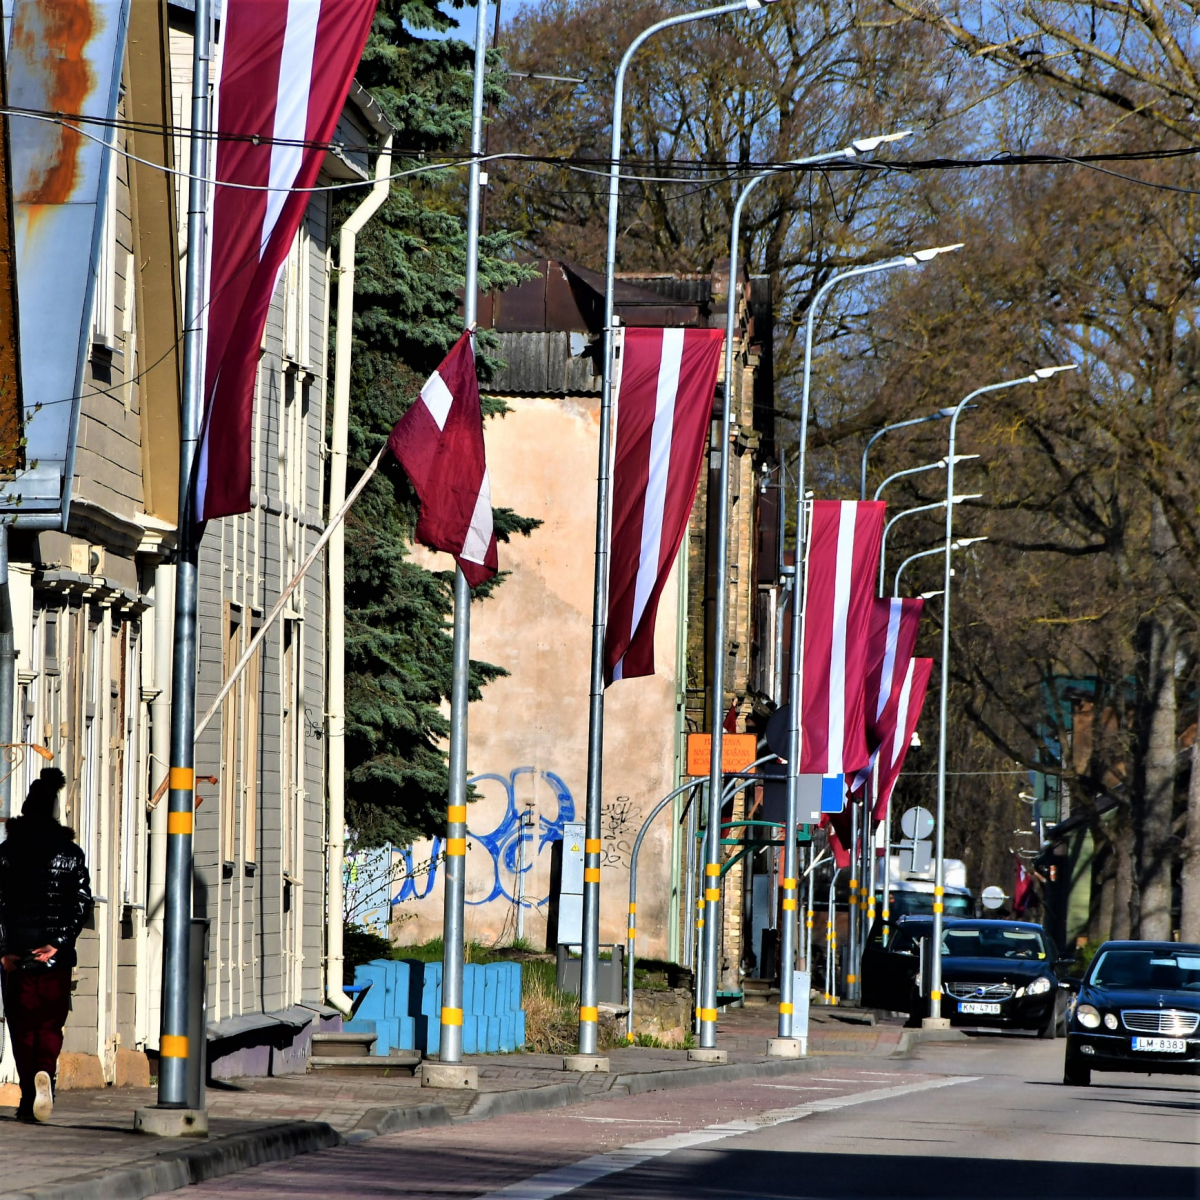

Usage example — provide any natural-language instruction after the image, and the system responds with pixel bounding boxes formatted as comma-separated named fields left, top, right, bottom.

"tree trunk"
left=1132, top=502, right=1180, bottom=941
left=1088, top=830, right=1115, bottom=946
left=1112, top=812, right=1135, bottom=941
left=1180, top=729, right=1200, bottom=942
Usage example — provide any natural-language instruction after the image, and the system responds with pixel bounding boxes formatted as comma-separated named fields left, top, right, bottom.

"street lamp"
left=780, top=241, right=961, bottom=1045
left=860, top=404, right=961, bottom=501
left=893, top=537, right=987, bottom=597
left=872, top=454, right=979, bottom=501
left=577, top=0, right=776, bottom=1070
left=703, top=130, right=913, bottom=1063
left=925, top=364, right=1077, bottom=1028
left=879, top=495, right=981, bottom=593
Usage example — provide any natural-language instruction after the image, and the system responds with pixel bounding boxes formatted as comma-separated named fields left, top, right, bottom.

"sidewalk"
left=0, top=1007, right=908, bottom=1200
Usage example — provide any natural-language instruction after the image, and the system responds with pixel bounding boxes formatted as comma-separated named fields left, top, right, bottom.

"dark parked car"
left=861, top=916, right=1072, bottom=1036
left=1063, top=941, right=1200, bottom=1086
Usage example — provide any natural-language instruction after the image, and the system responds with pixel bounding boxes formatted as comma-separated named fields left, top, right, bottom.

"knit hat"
left=22, top=767, right=65, bottom=821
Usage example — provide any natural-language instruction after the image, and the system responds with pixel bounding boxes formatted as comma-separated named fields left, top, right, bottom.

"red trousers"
left=2, top=966, right=72, bottom=1108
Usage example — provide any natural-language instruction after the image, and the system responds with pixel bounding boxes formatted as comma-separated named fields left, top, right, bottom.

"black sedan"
left=1063, top=940, right=1200, bottom=1085
left=861, top=916, right=1072, bottom=1035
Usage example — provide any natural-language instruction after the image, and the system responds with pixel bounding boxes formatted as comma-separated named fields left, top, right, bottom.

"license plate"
left=958, top=1002, right=1002, bottom=1015
left=1132, top=1037, right=1186, bottom=1053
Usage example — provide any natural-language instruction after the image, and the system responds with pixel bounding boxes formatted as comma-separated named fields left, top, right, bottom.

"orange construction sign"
left=686, top=732, right=759, bottom=777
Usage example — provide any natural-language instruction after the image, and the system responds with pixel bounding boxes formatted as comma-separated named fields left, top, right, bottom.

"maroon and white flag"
left=871, top=656, right=933, bottom=821
left=195, top=0, right=379, bottom=522
left=798, top=501, right=885, bottom=774
left=605, top=328, right=724, bottom=683
left=387, top=333, right=497, bottom=588
left=850, top=596, right=924, bottom=794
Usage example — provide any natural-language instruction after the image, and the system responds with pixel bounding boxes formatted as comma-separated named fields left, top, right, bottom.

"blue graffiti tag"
left=393, top=768, right=575, bottom=907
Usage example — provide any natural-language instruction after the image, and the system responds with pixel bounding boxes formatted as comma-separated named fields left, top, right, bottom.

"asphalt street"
left=158, top=1035, right=1200, bottom=1200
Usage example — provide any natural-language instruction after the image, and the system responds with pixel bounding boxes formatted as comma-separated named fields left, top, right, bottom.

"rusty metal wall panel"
left=6, top=0, right=131, bottom=515
left=0, top=28, right=22, bottom=473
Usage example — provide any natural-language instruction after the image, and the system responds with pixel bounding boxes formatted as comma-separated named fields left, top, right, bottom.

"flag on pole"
left=849, top=596, right=924, bottom=795
left=195, top=0, right=380, bottom=522
left=798, top=501, right=886, bottom=774
left=605, top=327, right=724, bottom=683
left=387, top=333, right=497, bottom=587
left=871, top=656, right=933, bottom=820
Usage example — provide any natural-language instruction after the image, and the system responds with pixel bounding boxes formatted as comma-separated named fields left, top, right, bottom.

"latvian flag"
left=872, top=656, right=934, bottom=820
left=798, top=501, right=886, bottom=774
left=387, top=334, right=497, bottom=587
left=849, top=596, right=924, bottom=795
left=195, top=0, right=380, bottom=522
left=604, top=328, right=724, bottom=683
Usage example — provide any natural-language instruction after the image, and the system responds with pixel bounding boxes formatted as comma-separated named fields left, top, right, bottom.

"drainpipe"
left=0, top=525, right=13, bottom=836
left=326, top=133, right=394, bottom=1016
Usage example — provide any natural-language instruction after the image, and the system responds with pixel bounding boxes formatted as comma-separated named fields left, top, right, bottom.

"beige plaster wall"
left=394, top=392, right=682, bottom=957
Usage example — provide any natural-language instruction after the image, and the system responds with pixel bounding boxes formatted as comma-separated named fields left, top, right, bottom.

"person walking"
left=0, top=769, right=92, bottom=1122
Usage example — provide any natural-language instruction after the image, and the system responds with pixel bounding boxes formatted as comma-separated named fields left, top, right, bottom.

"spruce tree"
left=337, top=0, right=535, bottom=850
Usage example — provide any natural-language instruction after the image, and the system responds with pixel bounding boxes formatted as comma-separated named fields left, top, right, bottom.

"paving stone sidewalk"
left=0, top=1006, right=906, bottom=1200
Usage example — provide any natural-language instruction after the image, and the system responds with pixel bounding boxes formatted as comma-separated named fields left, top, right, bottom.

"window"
left=220, top=603, right=242, bottom=865
left=281, top=224, right=310, bottom=367
left=241, top=618, right=262, bottom=867
left=92, top=151, right=117, bottom=350
left=941, top=926, right=1048, bottom=961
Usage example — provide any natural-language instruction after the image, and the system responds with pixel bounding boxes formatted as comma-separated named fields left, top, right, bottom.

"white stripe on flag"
left=890, top=658, right=916, bottom=764
left=628, top=329, right=684, bottom=639
left=261, top=0, right=320, bottom=258
left=877, top=599, right=902, bottom=721
left=420, top=369, right=453, bottom=431
left=826, top=501, right=857, bottom=772
left=460, top=468, right=494, bottom=565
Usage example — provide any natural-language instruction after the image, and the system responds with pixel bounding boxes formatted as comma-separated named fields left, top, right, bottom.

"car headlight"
left=1075, top=1003, right=1101, bottom=1029
left=1026, top=976, right=1052, bottom=997
left=1103, top=1013, right=1118, bottom=1030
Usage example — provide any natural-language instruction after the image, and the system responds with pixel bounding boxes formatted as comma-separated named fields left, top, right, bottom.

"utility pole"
left=136, top=0, right=212, bottom=1136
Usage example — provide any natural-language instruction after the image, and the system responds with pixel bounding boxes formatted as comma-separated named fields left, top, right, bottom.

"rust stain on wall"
left=12, top=0, right=96, bottom=213
left=0, top=38, right=24, bottom=472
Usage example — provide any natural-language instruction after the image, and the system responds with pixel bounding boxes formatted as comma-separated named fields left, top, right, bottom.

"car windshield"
left=941, top=927, right=1047, bottom=960
left=887, top=892, right=973, bottom=920
left=1090, top=949, right=1200, bottom=992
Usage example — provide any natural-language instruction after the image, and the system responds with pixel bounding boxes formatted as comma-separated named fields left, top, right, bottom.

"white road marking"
left=568, top=1117, right=683, bottom=1125
left=751, top=1084, right=849, bottom=1091
left=478, top=1075, right=979, bottom=1200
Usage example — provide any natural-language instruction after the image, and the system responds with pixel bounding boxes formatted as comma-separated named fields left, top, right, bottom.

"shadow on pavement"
left=570, top=1148, right=1199, bottom=1199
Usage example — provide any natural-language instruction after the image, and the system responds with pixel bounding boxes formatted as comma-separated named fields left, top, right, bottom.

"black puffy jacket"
left=0, top=815, right=92, bottom=970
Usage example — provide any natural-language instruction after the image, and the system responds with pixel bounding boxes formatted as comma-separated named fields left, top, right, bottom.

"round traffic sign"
left=981, top=885, right=1006, bottom=910
left=900, top=806, right=934, bottom=840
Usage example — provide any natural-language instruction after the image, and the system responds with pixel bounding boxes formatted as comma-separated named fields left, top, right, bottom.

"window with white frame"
left=92, top=151, right=118, bottom=350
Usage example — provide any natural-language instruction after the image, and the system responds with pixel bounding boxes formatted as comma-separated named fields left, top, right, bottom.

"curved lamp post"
left=860, top=407, right=960, bottom=501
left=893, top=537, right=987, bottom=597
left=577, top=0, right=776, bottom=1068
left=702, top=129, right=913, bottom=1060
left=878, top=495, right=981, bottom=594
left=925, top=365, right=1076, bottom=1027
left=873, top=454, right=979, bottom=502
left=779, top=241, right=962, bottom=1046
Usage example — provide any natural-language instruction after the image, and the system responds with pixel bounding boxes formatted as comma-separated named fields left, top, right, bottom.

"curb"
left=0, top=1120, right=343, bottom=1200
left=461, top=1080, right=588, bottom=1122
left=614, top=1052, right=835, bottom=1097
left=892, top=1027, right=970, bottom=1056
left=348, top=1100, right=456, bottom=1142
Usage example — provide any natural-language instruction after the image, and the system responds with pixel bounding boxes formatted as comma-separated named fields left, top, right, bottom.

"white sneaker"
left=32, top=1071, right=52, bottom=1122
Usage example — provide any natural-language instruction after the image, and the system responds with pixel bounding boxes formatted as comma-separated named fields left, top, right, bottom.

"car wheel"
left=1038, top=1010, right=1057, bottom=1040
left=1063, top=1055, right=1091, bottom=1086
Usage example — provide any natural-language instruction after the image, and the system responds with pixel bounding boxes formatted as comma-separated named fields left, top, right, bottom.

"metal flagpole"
left=139, top=0, right=212, bottom=1131
left=426, top=0, right=490, bottom=1088
left=576, top=0, right=771, bottom=1071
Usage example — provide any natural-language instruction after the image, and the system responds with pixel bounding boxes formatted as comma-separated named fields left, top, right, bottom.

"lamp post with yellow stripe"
left=422, top=0, right=493, bottom=1090
left=925, top=366, right=1076, bottom=1026
left=134, top=0, right=213, bottom=1136
left=576, top=0, right=777, bottom=1073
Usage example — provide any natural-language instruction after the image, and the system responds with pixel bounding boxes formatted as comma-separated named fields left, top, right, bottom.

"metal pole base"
left=134, top=1106, right=208, bottom=1138
left=686, top=1047, right=728, bottom=1064
left=563, top=1053, right=610, bottom=1072
left=421, top=1062, right=479, bottom=1089
left=766, top=1037, right=803, bottom=1059
left=921, top=1016, right=951, bottom=1030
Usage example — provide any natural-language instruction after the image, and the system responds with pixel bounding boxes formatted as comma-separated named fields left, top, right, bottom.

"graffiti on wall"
left=600, top=795, right=636, bottom=867
left=394, top=768, right=576, bottom=908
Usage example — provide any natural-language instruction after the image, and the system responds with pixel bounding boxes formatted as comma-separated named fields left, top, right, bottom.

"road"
left=161, top=1035, right=1200, bottom=1200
